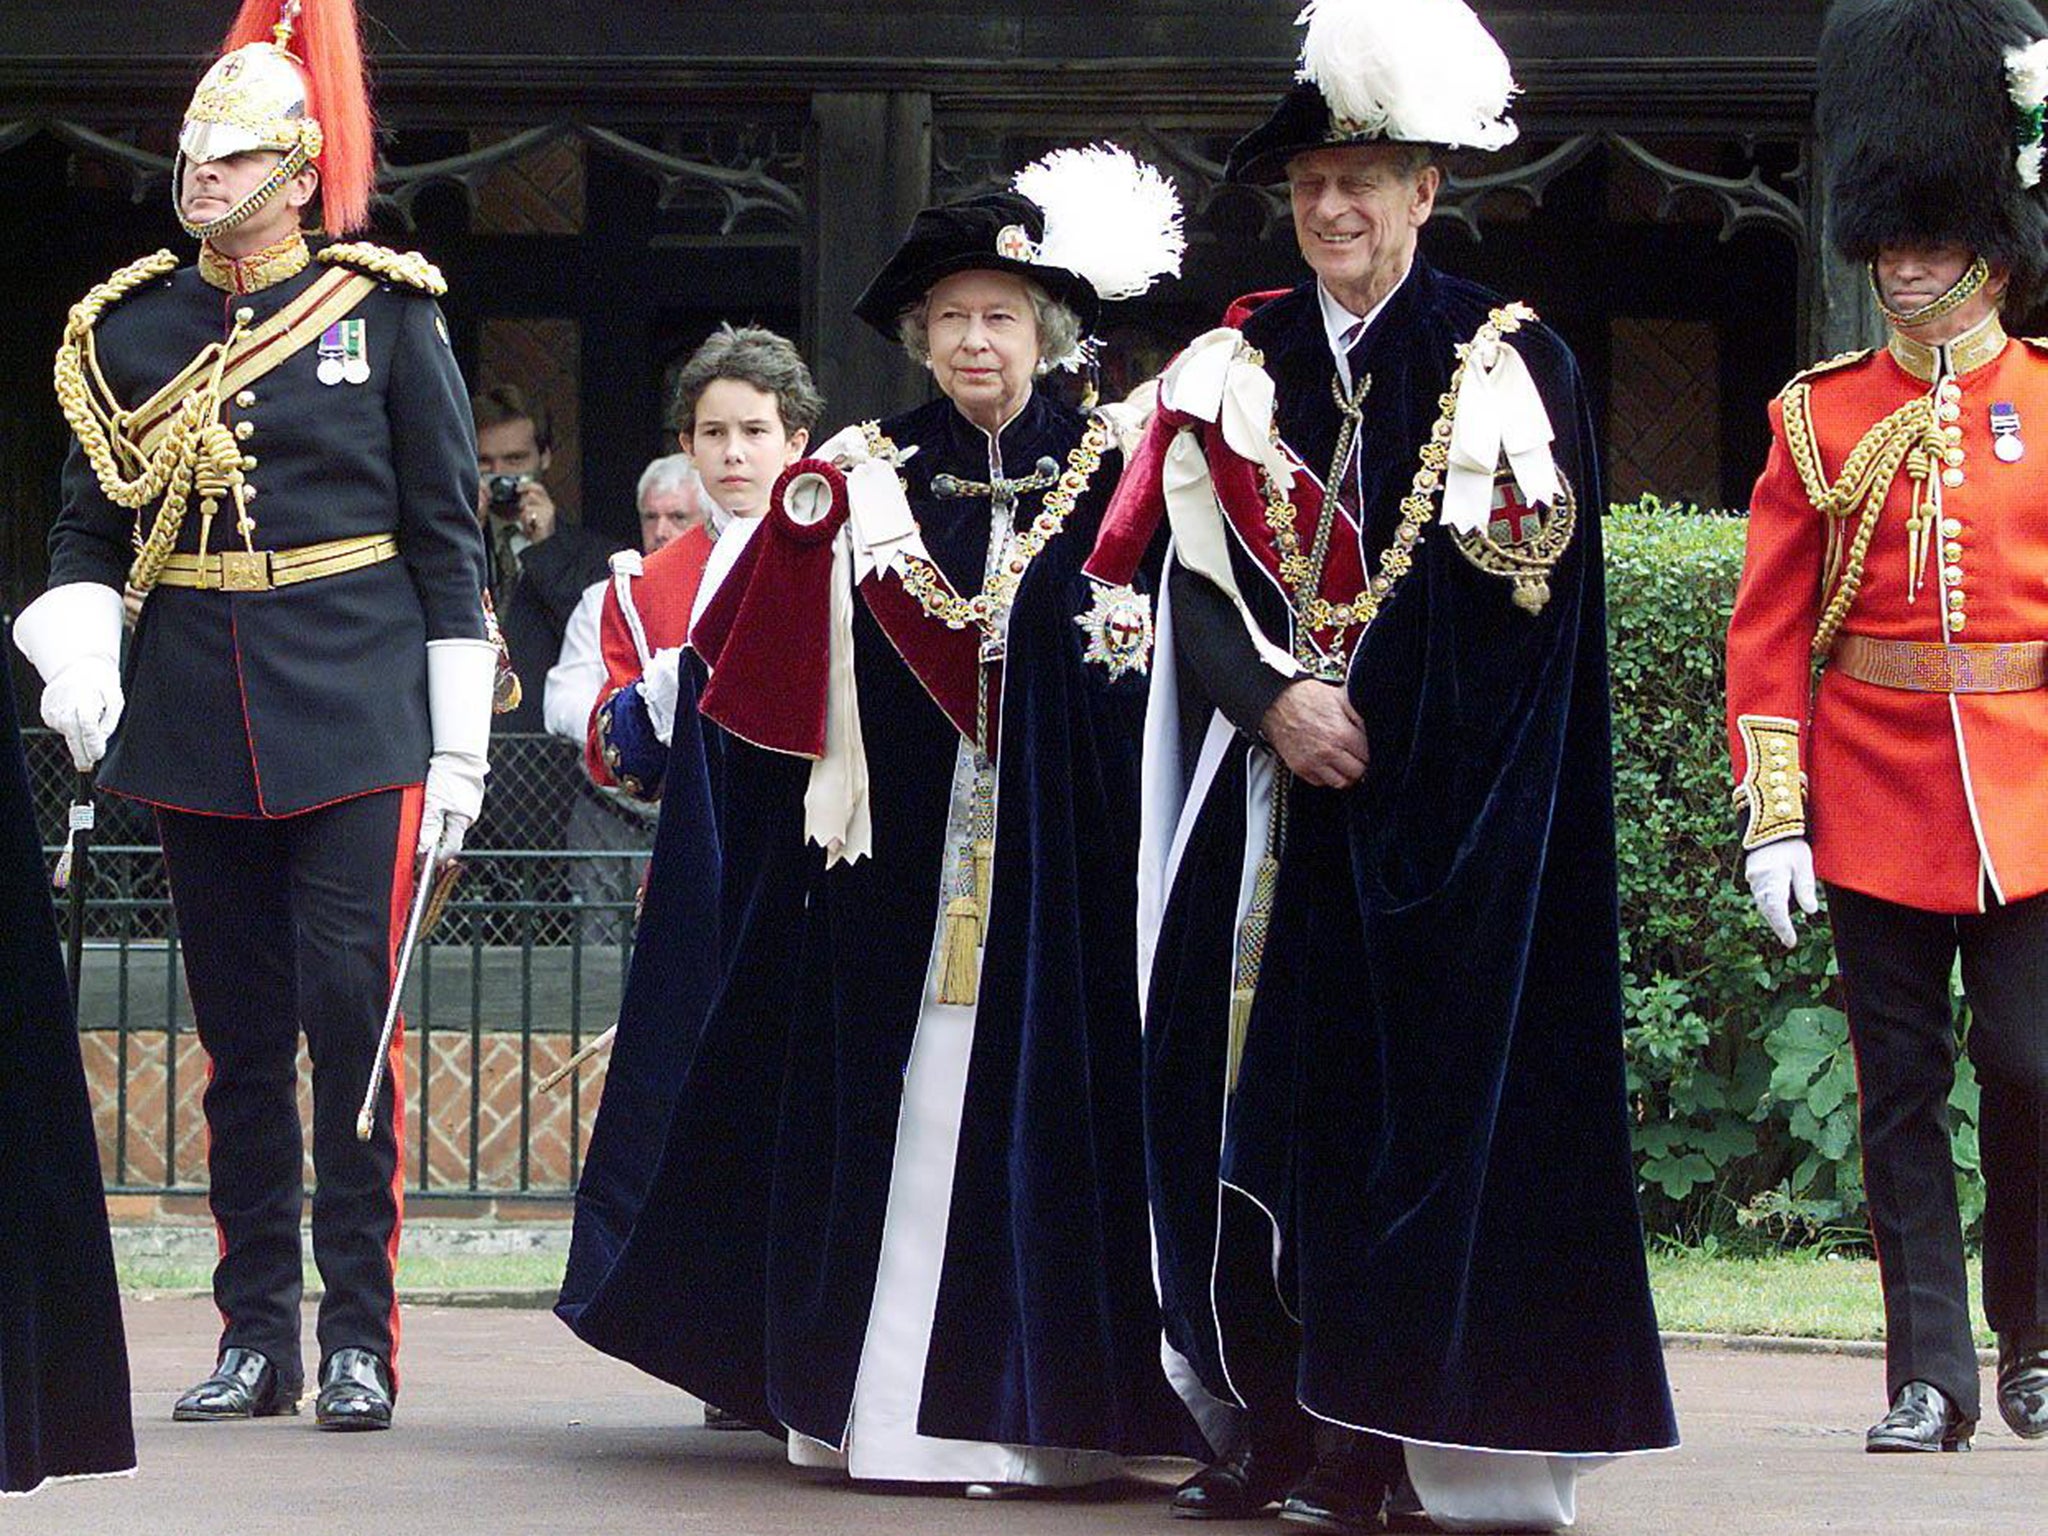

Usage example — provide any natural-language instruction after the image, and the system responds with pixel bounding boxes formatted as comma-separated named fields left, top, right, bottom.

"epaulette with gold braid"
left=1776, top=347, right=1875, bottom=397
left=65, top=249, right=179, bottom=339
left=2017, top=335, right=2048, bottom=355
left=317, top=242, right=448, bottom=296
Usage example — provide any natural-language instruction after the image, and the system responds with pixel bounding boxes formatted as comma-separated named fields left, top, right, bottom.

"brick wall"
left=83, top=1027, right=611, bottom=1210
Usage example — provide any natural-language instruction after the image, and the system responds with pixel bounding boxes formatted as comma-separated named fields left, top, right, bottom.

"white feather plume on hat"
left=1296, top=0, right=1519, bottom=152
left=1013, top=143, right=1187, bottom=302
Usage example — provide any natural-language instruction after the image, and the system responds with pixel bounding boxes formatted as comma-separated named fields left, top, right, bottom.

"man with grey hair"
left=1083, top=0, right=1675, bottom=1527
left=544, top=451, right=710, bottom=939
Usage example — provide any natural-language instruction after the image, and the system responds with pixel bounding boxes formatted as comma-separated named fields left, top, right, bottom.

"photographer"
left=472, top=385, right=620, bottom=737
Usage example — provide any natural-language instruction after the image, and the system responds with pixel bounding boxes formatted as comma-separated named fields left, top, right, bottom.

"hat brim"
left=853, top=252, right=1101, bottom=340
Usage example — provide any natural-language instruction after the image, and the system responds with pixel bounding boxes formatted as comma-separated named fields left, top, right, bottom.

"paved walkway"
left=10, top=1298, right=2041, bottom=1534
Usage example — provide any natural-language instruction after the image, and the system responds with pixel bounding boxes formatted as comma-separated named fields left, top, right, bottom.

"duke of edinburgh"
left=10, top=0, right=493, bottom=1431
left=1726, top=0, right=2048, bottom=1456
left=1083, top=0, right=1676, bottom=1527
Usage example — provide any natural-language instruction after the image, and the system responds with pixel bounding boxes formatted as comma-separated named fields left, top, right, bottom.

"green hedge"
left=1605, top=497, right=1980, bottom=1248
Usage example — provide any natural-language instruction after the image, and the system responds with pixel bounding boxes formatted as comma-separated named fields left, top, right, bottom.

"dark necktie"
left=492, top=521, right=522, bottom=603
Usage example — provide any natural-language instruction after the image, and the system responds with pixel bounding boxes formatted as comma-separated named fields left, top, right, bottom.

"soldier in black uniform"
left=11, top=0, right=492, bottom=1432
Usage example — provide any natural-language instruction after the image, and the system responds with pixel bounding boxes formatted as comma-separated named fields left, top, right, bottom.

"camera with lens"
left=485, top=472, right=533, bottom=515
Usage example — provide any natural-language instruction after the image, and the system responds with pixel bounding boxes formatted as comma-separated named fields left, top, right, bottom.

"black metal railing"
left=28, top=729, right=661, bottom=1202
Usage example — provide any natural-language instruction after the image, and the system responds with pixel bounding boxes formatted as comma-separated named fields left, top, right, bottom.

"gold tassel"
left=972, top=837, right=995, bottom=944
left=1226, top=851, right=1281, bottom=1096
left=937, top=895, right=983, bottom=1006
left=1226, top=987, right=1255, bottom=1094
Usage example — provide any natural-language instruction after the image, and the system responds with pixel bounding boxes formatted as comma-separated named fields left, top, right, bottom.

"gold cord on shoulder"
left=53, top=252, right=253, bottom=594
left=317, top=242, right=448, bottom=296
left=1784, top=383, right=1938, bottom=660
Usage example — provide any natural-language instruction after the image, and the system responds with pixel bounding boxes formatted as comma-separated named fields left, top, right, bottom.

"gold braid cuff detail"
left=1733, top=714, right=1807, bottom=850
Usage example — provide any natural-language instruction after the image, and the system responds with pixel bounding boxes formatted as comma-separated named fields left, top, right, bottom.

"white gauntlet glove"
left=1745, top=837, right=1818, bottom=949
left=13, top=581, right=126, bottom=770
left=420, top=638, right=496, bottom=857
left=641, top=646, right=684, bottom=746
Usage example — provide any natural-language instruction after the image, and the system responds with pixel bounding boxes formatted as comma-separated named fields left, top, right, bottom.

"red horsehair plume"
left=221, top=0, right=376, bottom=234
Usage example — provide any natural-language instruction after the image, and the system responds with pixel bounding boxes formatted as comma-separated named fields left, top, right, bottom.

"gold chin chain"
left=1782, top=380, right=1939, bottom=660
left=896, top=415, right=1113, bottom=647
left=54, top=250, right=253, bottom=595
left=1869, top=256, right=1990, bottom=330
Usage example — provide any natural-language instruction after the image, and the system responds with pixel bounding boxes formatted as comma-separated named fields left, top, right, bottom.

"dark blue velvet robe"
left=554, top=662, right=723, bottom=1330
left=1, top=667, right=136, bottom=1494
left=569, top=392, right=1198, bottom=1459
left=1148, top=264, right=1679, bottom=1454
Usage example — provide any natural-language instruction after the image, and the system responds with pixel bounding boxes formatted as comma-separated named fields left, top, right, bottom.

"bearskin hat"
left=1818, top=0, right=2048, bottom=308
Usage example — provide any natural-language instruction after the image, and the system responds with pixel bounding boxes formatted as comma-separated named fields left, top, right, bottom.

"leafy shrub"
left=1604, top=496, right=1979, bottom=1247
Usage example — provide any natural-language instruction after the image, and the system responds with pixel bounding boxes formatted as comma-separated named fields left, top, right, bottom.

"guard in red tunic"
left=1726, top=0, right=2048, bottom=1454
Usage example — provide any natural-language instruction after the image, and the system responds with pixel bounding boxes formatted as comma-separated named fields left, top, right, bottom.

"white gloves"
left=13, top=582, right=126, bottom=769
left=1745, top=837, right=1818, bottom=949
left=420, top=638, right=496, bottom=857
left=641, top=646, right=684, bottom=746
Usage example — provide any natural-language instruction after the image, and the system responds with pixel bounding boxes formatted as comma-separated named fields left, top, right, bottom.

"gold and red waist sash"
left=1833, top=633, right=2047, bottom=693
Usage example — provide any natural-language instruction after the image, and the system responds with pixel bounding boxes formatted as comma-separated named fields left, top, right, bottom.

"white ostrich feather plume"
left=2009, top=40, right=2048, bottom=188
left=1295, top=0, right=1519, bottom=152
left=1014, top=143, right=1187, bottom=302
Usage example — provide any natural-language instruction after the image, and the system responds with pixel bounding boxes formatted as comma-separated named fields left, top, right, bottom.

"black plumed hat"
left=1225, top=83, right=1356, bottom=186
left=1224, top=0, right=1520, bottom=185
left=1818, top=0, right=2048, bottom=305
left=851, top=191, right=1100, bottom=339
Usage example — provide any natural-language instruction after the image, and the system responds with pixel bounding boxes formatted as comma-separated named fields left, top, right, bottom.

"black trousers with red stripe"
left=1830, top=883, right=2048, bottom=1422
left=157, top=786, right=420, bottom=1391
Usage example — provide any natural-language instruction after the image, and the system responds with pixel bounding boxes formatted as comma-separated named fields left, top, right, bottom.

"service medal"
left=1991, top=401, right=2025, bottom=463
left=1074, top=582, right=1154, bottom=681
left=318, top=319, right=371, bottom=386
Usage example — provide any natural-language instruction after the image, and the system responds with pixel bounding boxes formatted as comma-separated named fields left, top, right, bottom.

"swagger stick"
left=538, top=1024, right=616, bottom=1094
left=53, top=769, right=97, bottom=1004
left=356, top=838, right=446, bottom=1141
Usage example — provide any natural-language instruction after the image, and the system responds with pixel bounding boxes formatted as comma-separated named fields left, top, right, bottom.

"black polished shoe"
left=1279, top=1426, right=1400, bottom=1533
left=314, top=1348, right=394, bottom=1432
left=1997, top=1331, right=2048, bottom=1440
left=1171, top=1440, right=1297, bottom=1520
left=1866, top=1381, right=1974, bottom=1453
left=172, top=1347, right=300, bottom=1422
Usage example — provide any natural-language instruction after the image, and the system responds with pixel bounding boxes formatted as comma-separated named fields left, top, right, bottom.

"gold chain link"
left=1257, top=303, right=1536, bottom=658
left=896, top=416, right=1112, bottom=640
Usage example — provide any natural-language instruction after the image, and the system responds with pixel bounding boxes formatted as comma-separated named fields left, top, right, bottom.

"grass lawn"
left=117, top=1250, right=570, bottom=1296
left=1646, top=1248, right=1993, bottom=1348
left=115, top=1243, right=1991, bottom=1348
